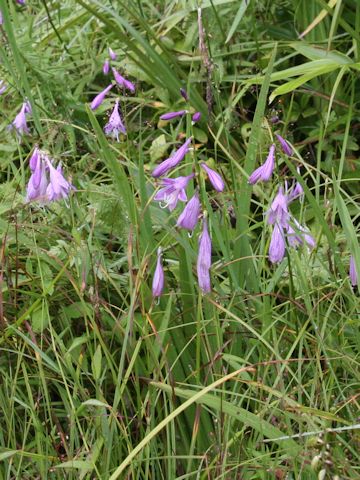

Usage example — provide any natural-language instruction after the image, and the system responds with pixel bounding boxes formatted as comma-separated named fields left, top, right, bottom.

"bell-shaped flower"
left=267, top=186, right=289, bottom=228
left=269, top=223, right=286, bottom=264
left=152, top=248, right=165, bottom=298
left=276, top=134, right=293, bottom=156
left=29, top=147, right=40, bottom=171
left=112, top=68, right=135, bottom=93
left=160, top=110, right=187, bottom=121
left=90, top=84, right=113, bottom=110
left=152, top=137, right=192, bottom=178
left=103, top=60, right=110, bottom=75
left=176, top=191, right=201, bottom=231
left=248, top=144, right=275, bottom=184
left=349, top=255, right=358, bottom=287
left=11, top=101, right=31, bottom=135
left=288, top=219, right=315, bottom=250
left=192, top=112, right=201, bottom=123
left=45, top=160, right=72, bottom=201
left=109, top=47, right=117, bottom=61
left=26, top=161, right=48, bottom=203
left=104, top=100, right=126, bottom=140
left=154, top=174, right=194, bottom=211
left=197, top=217, right=212, bottom=293
left=200, top=163, right=225, bottom=192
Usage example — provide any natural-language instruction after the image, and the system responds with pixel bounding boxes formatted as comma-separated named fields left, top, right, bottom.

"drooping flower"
left=192, top=112, right=201, bottom=123
left=0, top=80, right=7, bottom=95
left=26, top=159, right=48, bottom=202
left=286, top=220, right=315, bottom=250
left=46, top=160, right=72, bottom=201
left=197, top=216, right=212, bottom=294
left=349, top=255, right=358, bottom=287
left=154, top=174, right=194, bottom=211
left=104, top=99, right=126, bottom=140
left=29, top=147, right=40, bottom=171
left=152, top=137, right=192, bottom=178
left=180, top=88, right=188, bottom=101
left=11, top=101, right=31, bottom=135
left=269, top=223, right=286, bottom=264
left=152, top=248, right=164, bottom=298
left=112, top=68, right=135, bottom=93
left=90, top=84, right=113, bottom=110
left=200, top=163, right=225, bottom=192
left=109, top=47, right=117, bottom=61
left=103, top=59, right=110, bottom=75
left=288, top=180, right=304, bottom=203
left=276, top=134, right=293, bottom=156
left=248, top=144, right=276, bottom=185
left=176, top=191, right=201, bottom=231
left=160, top=110, right=187, bottom=121
left=267, top=186, right=289, bottom=228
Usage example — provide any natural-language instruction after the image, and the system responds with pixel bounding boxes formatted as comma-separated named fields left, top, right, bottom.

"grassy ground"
left=0, top=0, right=359, bottom=478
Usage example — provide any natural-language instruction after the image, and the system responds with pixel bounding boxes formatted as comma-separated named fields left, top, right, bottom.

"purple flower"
left=192, top=112, right=201, bottom=123
left=267, top=186, right=289, bottom=228
left=112, top=68, right=135, bottom=93
left=160, top=110, right=187, bottom=121
left=90, top=84, right=113, bottom=110
left=349, top=255, right=358, bottom=287
left=103, top=60, right=110, bottom=75
left=288, top=182, right=304, bottom=203
left=176, top=191, right=201, bottom=231
left=11, top=101, right=31, bottom=135
left=154, top=174, right=194, bottom=211
left=109, top=48, right=117, bottom=61
left=152, top=248, right=164, bottom=298
left=152, top=137, right=192, bottom=178
left=197, top=217, right=212, bottom=294
left=269, top=223, right=286, bottom=264
left=45, top=160, right=72, bottom=201
left=276, top=134, right=293, bottom=156
left=0, top=80, right=7, bottom=95
left=0, top=10, right=3, bottom=25
left=248, top=144, right=275, bottom=185
left=290, top=219, right=315, bottom=250
left=16, top=0, right=25, bottom=4
left=104, top=99, right=126, bottom=140
left=26, top=161, right=48, bottom=203
left=200, top=163, right=225, bottom=192
left=29, top=147, right=40, bottom=171
left=180, top=88, right=188, bottom=101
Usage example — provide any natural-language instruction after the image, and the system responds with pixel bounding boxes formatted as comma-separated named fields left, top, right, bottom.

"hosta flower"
left=104, top=99, right=126, bottom=140
left=152, top=248, right=164, bottom=298
left=103, top=59, right=110, bottom=75
left=109, top=47, right=117, bottom=61
left=152, top=137, right=192, bottom=178
left=160, top=110, right=187, bottom=120
left=0, top=11, right=3, bottom=24
left=90, top=84, right=113, bottom=110
left=11, top=101, right=31, bottom=135
left=26, top=160, right=48, bottom=202
left=248, top=144, right=275, bottom=184
left=276, top=134, right=293, bottom=156
left=176, top=191, right=201, bottom=231
left=267, top=186, right=289, bottom=228
left=180, top=88, right=188, bottom=101
left=197, top=217, right=212, bottom=293
left=288, top=181, right=304, bottom=203
left=192, top=112, right=201, bottom=123
left=0, top=80, right=7, bottom=95
left=112, top=68, right=135, bottom=93
left=269, top=223, right=286, bottom=264
left=200, top=163, right=225, bottom=192
left=286, top=221, right=315, bottom=250
left=46, top=160, right=72, bottom=201
left=349, top=255, right=358, bottom=286
left=154, top=174, right=194, bottom=211
left=29, top=147, right=40, bottom=171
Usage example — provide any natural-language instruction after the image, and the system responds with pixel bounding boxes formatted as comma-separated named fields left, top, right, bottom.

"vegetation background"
left=0, top=0, right=359, bottom=478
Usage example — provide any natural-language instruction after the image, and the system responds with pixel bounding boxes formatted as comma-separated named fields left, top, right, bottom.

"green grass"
left=0, top=0, right=359, bottom=479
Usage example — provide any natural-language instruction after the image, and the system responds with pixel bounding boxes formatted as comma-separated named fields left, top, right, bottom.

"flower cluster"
left=248, top=134, right=315, bottom=264
left=151, top=90, right=224, bottom=297
left=90, top=47, right=135, bottom=142
left=26, top=147, right=73, bottom=204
